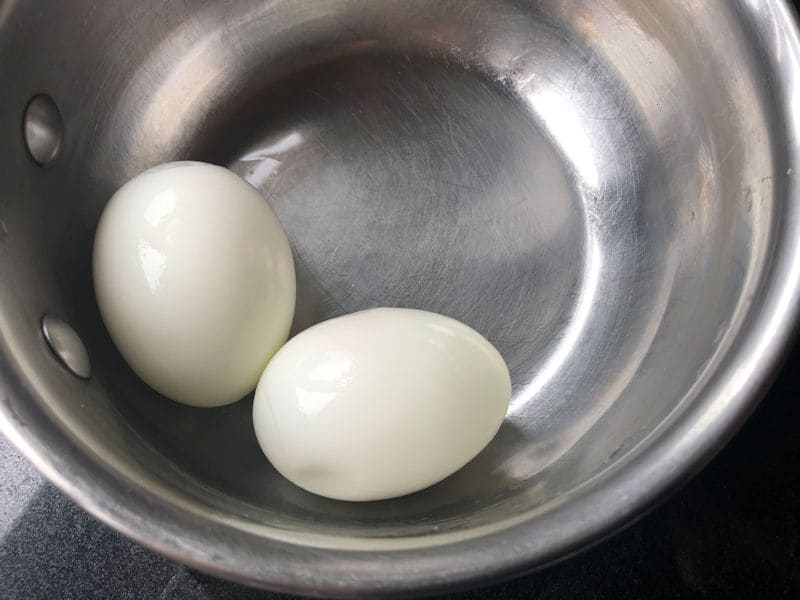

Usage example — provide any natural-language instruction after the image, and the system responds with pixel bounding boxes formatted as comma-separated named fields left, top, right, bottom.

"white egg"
left=253, top=308, right=511, bottom=501
left=93, top=161, right=295, bottom=407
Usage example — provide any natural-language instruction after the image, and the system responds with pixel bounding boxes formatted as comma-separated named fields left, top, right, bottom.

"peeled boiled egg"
left=93, top=161, right=295, bottom=407
left=252, top=308, right=511, bottom=501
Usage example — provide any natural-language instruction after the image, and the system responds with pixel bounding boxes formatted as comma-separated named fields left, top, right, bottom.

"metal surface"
left=0, top=0, right=799, bottom=596
left=40, top=315, right=91, bottom=380
left=22, top=94, right=63, bottom=167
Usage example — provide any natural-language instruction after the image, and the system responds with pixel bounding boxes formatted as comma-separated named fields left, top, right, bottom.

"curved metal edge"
left=1, top=0, right=800, bottom=597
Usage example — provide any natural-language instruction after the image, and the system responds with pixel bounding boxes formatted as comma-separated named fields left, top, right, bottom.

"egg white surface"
left=253, top=308, right=511, bottom=501
left=93, top=161, right=295, bottom=407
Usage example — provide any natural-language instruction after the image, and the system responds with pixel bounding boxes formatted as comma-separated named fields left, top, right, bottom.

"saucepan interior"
left=0, top=0, right=798, bottom=596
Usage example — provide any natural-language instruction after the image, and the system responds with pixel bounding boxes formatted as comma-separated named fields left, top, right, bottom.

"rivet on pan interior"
left=41, top=315, right=91, bottom=379
left=23, top=94, right=64, bottom=167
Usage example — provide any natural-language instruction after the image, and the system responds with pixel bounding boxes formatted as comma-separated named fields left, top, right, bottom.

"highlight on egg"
left=93, top=161, right=296, bottom=407
left=252, top=307, right=512, bottom=501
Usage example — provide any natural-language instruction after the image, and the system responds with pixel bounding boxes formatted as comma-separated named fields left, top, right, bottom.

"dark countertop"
left=1, top=339, right=798, bottom=599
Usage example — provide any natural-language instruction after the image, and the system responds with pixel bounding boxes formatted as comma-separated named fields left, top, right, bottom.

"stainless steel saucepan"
left=1, top=1, right=799, bottom=596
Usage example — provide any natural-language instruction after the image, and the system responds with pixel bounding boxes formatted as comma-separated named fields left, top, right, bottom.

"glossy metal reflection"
left=0, top=1, right=799, bottom=597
